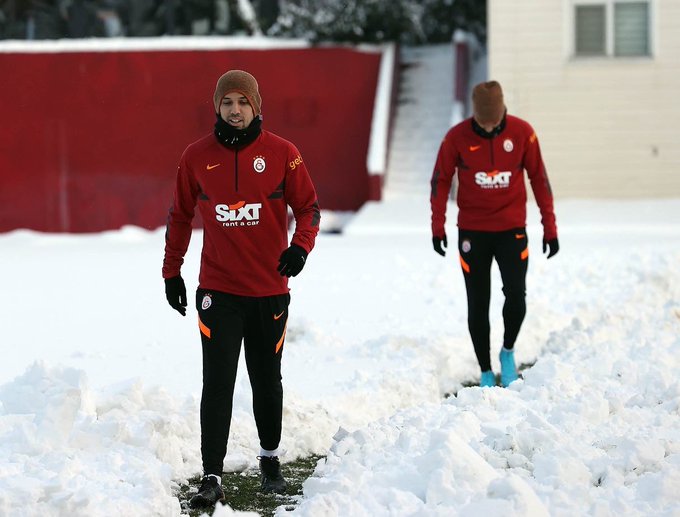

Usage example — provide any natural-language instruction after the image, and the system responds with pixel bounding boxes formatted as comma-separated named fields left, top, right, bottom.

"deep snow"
left=1, top=197, right=679, bottom=516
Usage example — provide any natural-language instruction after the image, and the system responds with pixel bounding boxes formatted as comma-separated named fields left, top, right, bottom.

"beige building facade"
left=488, top=0, right=680, bottom=198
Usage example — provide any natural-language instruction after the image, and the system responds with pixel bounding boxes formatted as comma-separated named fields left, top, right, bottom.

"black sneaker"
left=189, top=475, right=225, bottom=509
left=259, top=456, right=287, bottom=494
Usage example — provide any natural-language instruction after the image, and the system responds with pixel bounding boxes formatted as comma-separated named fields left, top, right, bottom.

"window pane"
left=575, top=5, right=606, bottom=56
left=614, top=2, right=650, bottom=56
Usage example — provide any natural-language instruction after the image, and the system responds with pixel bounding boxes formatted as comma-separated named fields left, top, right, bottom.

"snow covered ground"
left=1, top=196, right=679, bottom=516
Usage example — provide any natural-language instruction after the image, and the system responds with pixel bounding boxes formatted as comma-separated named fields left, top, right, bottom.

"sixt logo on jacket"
left=215, top=201, right=262, bottom=227
left=475, top=170, right=512, bottom=189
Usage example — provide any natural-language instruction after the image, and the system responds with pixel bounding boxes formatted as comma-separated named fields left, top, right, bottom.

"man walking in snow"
left=430, top=80, right=558, bottom=388
left=162, top=70, right=320, bottom=508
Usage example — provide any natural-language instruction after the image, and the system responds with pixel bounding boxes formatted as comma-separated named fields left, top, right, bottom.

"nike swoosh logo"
left=469, top=145, right=481, bottom=152
left=274, top=310, right=285, bottom=320
left=206, top=163, right=221, bottom=170
left=515, top=234, right=525, bottom=239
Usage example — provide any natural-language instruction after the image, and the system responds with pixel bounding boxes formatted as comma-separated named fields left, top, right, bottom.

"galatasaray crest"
left=253, top=155, right=266, bottom=174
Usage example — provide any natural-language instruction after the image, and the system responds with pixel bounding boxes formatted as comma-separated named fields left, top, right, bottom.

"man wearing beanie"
left=430, top=80, right=558, bottom=389
left=162, top=69, right=320, bottom=508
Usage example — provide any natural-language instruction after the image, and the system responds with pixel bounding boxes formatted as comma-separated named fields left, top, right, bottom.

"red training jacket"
left=163, top=130, right=320, bottom=297
left=430, top=115, right=557, bottom=241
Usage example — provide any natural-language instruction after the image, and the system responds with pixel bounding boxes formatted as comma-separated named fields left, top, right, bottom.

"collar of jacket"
left=214, top=114, right=262, bottom=149
left=471, top=112, right=507, bottom=139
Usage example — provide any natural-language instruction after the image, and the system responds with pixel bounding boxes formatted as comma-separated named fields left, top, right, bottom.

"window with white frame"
left=573, top=0, right=651, bottom=57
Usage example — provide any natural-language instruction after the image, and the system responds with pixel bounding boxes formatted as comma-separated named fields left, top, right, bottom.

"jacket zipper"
left=234, top=149, right=239, bottom=192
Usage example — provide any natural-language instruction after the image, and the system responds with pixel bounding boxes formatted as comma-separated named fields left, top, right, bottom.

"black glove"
left=432, top=234, right=448, bottom=256
left=165, top=275, right=187, bottom=316
left=277, top=244, right=308, bottom=277
left=543, top=237, right=559, bottom=259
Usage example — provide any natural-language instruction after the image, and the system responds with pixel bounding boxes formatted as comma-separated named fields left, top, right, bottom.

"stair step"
left=386, top=44, right=455, bottom=198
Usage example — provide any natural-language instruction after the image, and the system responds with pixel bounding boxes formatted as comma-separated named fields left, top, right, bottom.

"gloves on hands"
left=277, top=244, right=308, bottom=277
left=432, top=233, right=559, bottom=259
left=165, top=275, right=187, bottom=316
left=543, top=237, right=559, bottom=259
left=165, top=245, right=308, bottom=316
left=432, top=234, right=448, bottom=257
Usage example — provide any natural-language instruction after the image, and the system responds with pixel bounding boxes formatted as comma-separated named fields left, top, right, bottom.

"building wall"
left=488, top=0, right=680, bottom=198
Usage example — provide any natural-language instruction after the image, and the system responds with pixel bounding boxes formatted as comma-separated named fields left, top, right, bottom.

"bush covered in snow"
left=269, top=0, right=486, bottom=45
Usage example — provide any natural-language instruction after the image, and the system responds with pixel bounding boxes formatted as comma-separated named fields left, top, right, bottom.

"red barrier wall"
left=0, top=44, right=383, bottom=232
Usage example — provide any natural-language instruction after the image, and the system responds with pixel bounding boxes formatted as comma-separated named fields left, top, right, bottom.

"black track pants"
left=196, top=288, right=290, bottom=476
left=458, top=228, right=528, bottom=372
